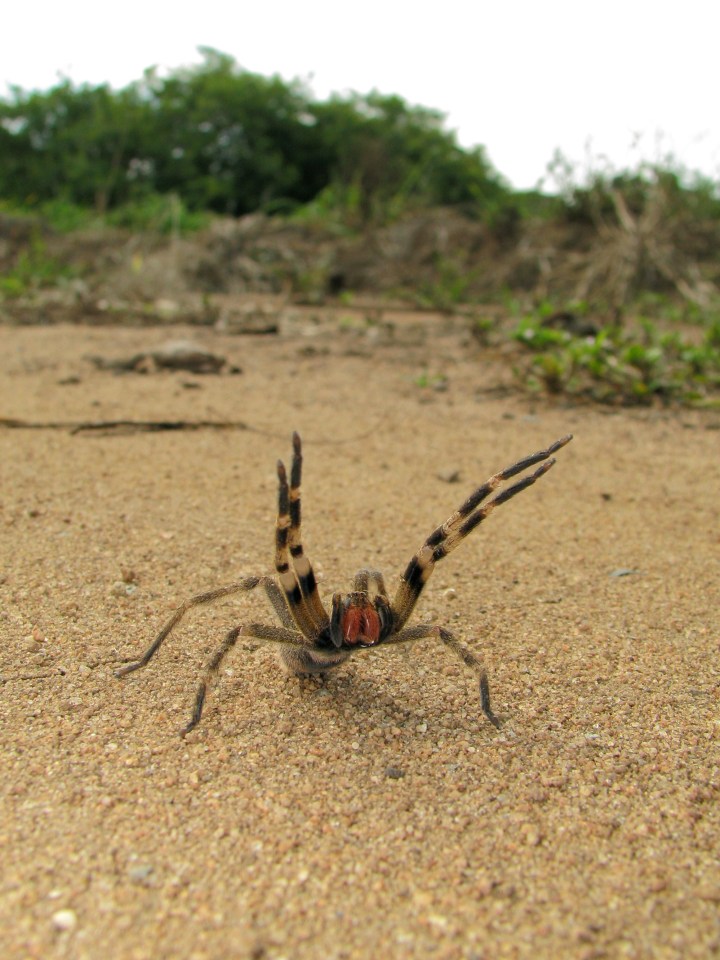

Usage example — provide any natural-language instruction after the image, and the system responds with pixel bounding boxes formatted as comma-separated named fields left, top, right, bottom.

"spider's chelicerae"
left=117, top=431, right=572, bottom=735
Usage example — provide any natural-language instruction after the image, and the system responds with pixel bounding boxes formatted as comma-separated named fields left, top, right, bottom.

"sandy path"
left=1, top=319, right=719, bottom=959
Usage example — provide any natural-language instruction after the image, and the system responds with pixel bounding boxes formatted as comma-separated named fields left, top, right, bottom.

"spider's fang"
left=330, top=593, right=386, bottom=648
left=342, top=605, right=382, bottom=646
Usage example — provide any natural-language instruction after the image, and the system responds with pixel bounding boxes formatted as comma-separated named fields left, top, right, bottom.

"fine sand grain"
left=1, top=319, right=719, bottom=959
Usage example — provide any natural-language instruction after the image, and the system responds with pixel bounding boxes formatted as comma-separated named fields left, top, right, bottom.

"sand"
left=1, top=316, right=719, bottom=960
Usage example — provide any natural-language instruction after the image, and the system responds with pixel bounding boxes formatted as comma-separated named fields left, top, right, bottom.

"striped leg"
left=181, top=621, right=311, bottom=735
left=392, top=435, right=573, bottom=629
left=381, top=624, right=500, bottom=729
left=116, top=576, right=282, bottom=676
left=275, top=433, right=329, bottom=639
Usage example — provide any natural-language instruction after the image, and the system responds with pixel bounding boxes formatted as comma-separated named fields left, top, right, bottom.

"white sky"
left=4, top=0, right=719, bottom=190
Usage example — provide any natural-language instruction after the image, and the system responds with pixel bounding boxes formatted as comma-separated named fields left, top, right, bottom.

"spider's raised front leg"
left=115, top=576, right=283, bottom=676
left=391, top=435, right=572, bottom=630
left=275, top=432, right=330, bottom=639
left=382, top=624, right=501, bottom=729
left=261, top=580, right=347, bottom=685
left=275, top=433, right=346, bottom=676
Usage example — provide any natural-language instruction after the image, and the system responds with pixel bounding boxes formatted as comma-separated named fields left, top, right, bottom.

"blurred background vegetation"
left=2, top=47, right=719, bottom=241
left=0, top=47, right=509, bottom=224
left=1, top=49, right=719, bottom=405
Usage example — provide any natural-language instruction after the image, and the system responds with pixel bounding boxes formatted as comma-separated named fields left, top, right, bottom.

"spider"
left=117, top=431, right=572, bottom=735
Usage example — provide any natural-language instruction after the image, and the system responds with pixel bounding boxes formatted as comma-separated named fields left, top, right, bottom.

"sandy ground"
left=1, top=316, right=719, bottom=960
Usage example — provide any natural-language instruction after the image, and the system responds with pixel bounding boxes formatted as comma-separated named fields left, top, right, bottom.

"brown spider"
left=117, top=431, right=572, bottom=735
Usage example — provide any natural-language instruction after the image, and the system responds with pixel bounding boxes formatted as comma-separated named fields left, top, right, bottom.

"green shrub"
left=513, top=310, right=720, bottom=405
left=105, top=193, right=209, bottom=234
left=0, top=237, right=77, bottom=297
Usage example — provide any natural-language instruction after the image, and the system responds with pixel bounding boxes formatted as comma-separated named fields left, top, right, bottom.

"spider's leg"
left=275, top=433, right=329, bottom=639
left=352, top=568, right=389, bottom=598
left=392, top=435, right=572, bottom=629
left=261, top=578, right=296, bottom=629
left=288, top=432, right=330, bottom=628
left=115, top=577, right=269, bottom=676
left=382, top=624, right=500, bottom=729
left=265, top=574, right=348, bottom=675
left=182, top=621, right=310, bottom=735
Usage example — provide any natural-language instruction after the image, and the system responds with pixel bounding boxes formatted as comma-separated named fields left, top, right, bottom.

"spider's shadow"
left=299, top=666, right=408, bottom=719
left=242, top=646, right=465, bottom=736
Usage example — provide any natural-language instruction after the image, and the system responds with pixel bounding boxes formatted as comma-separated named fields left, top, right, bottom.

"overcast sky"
left=4, top=0, right=719, bottom=190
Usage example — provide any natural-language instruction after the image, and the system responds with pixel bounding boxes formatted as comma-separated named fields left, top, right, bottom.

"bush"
left=0, top=51, right=509, bottom=224
left=513, top=310, right=720, bottom=406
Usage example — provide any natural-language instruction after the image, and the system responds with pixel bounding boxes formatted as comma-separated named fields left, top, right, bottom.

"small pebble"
left=51, top=909, right=77, bottom=931
left=26, top=627, right=46, bottom=651
left=437, top=469, right=461, bottom=484
left=128, top=863, right=154, bottom=883
left=522, top=825, right=542, bottom=846
left=385, top=766, right=405, bottom=779
left=110, top=581, right=138, bottom=598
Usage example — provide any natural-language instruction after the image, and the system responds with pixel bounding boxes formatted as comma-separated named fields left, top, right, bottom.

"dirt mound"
left=4, top=203, right=718, bottom=328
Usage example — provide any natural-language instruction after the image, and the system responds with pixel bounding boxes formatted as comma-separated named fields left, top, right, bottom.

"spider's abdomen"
left=278, top=647, right=349, bottom=676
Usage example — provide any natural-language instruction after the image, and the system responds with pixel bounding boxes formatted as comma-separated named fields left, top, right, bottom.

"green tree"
left=0, top=80, right=150, bottom=211
left=139, top=49, right=317, bottom=214
left=0, top=48, right=509, bottom=222
left=310, top=92, right=507, bottom=223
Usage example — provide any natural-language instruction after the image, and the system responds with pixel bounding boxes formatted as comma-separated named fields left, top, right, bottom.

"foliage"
left=0, top=80, right=149, bottom=213
left=306, top=92, right=507, bottom=226
left=0, top=50, right=509, bottom=224
left=540, top=156, right=720, bottom=311
left=513, top=309, right=720, bottom=406
left=559, top=167, right=720, bottom=228
left=414, top=256, right=476, bottom=312
left=413, top=370, right=449, bottom=390
left=104, top=193, right=210, bottom=233
left=0, top=199, right=98, bottom=233
left=0, top=236, right=77, bottom=298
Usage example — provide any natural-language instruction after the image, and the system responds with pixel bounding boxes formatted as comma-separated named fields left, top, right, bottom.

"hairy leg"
left=392, top=435, right=572, bottom=629
left=182, top=621, right=311, bottom=736
left=275, top=434, right=329, bottom=638
left=382, top=623, right=500, bottom=729
left=116, top=577, right=273, bottom=676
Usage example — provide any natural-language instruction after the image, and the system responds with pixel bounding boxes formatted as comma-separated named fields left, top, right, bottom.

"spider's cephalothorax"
left=117, top=431, right=572, bottom=735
